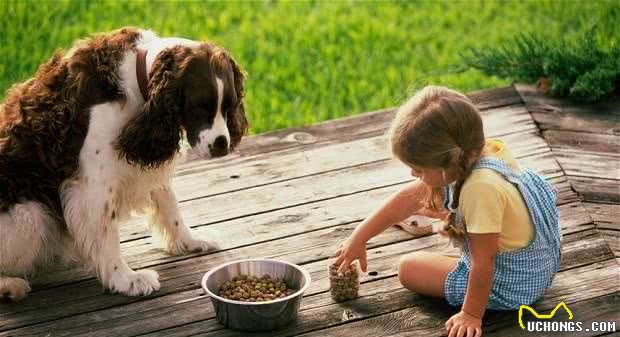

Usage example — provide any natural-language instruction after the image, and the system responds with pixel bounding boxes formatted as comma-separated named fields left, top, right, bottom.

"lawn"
left=0, top=0, right=616, bottom=134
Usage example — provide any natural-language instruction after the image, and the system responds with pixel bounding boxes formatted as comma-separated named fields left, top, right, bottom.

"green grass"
left=1, top=0, right=616, bottom=134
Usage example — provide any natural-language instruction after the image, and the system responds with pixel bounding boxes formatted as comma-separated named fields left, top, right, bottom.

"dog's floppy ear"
left=227, top=57, right=248, bottom=150
left=118, top=48, right=185, bottom=168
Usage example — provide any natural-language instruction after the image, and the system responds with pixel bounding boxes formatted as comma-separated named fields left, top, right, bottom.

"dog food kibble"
left=218, top=274, right=296, bottom=302
left=329, top=261, right=360, bottom=302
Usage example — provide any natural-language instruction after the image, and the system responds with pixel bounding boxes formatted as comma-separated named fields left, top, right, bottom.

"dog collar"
left=136, top=48, right=148, bottom=101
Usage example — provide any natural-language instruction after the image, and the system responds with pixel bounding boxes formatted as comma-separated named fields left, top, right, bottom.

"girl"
left=334, top=86, right=561, bottom=337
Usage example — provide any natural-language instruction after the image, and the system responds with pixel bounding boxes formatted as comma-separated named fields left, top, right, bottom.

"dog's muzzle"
left=209, top=135, right=229, bottom=157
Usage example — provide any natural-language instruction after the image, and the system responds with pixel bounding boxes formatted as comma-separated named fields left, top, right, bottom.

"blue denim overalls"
left=443, top=157, right=561, bottom=310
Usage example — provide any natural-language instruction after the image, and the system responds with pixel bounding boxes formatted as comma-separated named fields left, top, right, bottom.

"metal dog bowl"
left=201, top=259, right=311, bottom=331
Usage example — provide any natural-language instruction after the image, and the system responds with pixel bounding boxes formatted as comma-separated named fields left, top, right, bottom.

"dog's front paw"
left=0, top=277, right=31, bottom=303
left=166, top=236, right=210, bottom=255
left=109, top=269, right=160, bottom=296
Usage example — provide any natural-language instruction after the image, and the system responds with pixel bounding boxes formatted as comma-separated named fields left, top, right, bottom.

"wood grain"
left=0, top=204, right=602, bottom=335
left=570, top=177, right=620, bottom=204
left=175, top=86, right=522, bottom=167
left=543, top=130, right=620, bottom=156
left=515, top=84, right=620, bottom=135
left=1, top=231, right=613, bottom=337
left=2, top=84, right=617, bottom=337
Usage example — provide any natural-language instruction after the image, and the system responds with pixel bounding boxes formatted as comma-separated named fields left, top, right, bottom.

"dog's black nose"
left=210, top=136, right=229, bottom=157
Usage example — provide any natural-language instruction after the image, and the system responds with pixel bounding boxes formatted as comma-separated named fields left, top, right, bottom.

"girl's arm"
left=462, top=232, right=500, bottom=318
left=445, top=233, right=498, bottom=337
left=334, top=179, right=429, bottom=273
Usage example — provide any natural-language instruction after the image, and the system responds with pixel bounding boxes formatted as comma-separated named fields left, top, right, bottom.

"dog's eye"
left=222, top=99, right=232, bottom=113
left=222, top=99, right=236, bottom=117
left=202, top=99, right=216, bottom=112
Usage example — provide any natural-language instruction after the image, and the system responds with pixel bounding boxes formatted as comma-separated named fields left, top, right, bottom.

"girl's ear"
left=118, top=49, right=184, bottom=168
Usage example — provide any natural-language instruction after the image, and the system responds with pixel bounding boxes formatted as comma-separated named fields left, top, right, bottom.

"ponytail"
left=443, top=148, right=481, bottom=241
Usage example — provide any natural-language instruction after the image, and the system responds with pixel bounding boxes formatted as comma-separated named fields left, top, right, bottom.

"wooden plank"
left=283, top=261, right=618, bottom=337
left=259, top=202, right=594, bottom=265
left=552, top=150, right=620, bottom=181
left=14, top=202, right=597, bottom=323
left=173, top=103, right=536, bottom=182
left=31, top=199, right=589, bottom=296
left=118, top=131, right=557, bottom=245
left=558, top=201, right=594, bottom=235
left=1, top=227, right=612, bottom=337
left=0, top=237, right=433, bottom=336
left=28, top=171, right=579, bottom=293
left=527, top=104, right=619, bottom=135
left=28, top=185, right=406, bottom=290
left=545, top=131, right=620, bottom=205
left=173, top=136, right=389, bottom=202
left=0, top=199, right=595, bottom=332
left=123, top=159, right=412, bottom=240
left=584, top=203, right=620, bottom=259
left=164, top=294, right=620, bottom=337
left=584, top=203, right=620, bottom=230
left=570, top=177, right=620, bottom=204
left=599, top=229, right=620, bottom=259
left=175, top=87, right=522, bottom=165
left=172, top=120, right=541, bottom=203
left=2, top=84, right=592, bottom=337
left=4, top=278, right=415, bottom=337
left=549, top=175, right=581, bottom=206
left=515, top=84, right=620, bottom=135
left=1, top=221, right=412, bottom=330
left=30, top=143, right=571, bottom=289
left=117, top=149, right=566, bottom=265
left=516, top=84, right=620, bottom=115
left=558, top=229, right=616, bottom=269
left=1, top=137, right=571, bottom=330
left=143, top=260, right=619, bottom=337
left=468, top=85, right=523, bottom=110
left=516, top=151, right=565, bottom=180
left=291, top=295, right=620, bottom=337
left=286, top=292, right=620, bottom=337
left=543, top=130, right=620, bottom=156
left=483, top=293, right=620, bottom=337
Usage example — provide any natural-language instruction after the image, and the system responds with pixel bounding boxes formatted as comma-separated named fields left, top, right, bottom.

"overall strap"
left=443, top=157, right=517, bottom=213
left=473, top=157, right=520, bottom=183
left=473, top=157, right=561, bottom=264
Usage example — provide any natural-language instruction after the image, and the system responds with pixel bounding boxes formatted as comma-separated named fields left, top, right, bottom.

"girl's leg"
left=398, top=251, right=458, bottom=298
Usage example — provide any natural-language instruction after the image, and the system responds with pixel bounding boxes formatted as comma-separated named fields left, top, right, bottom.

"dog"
left=0, top=27, right=248, bottom=301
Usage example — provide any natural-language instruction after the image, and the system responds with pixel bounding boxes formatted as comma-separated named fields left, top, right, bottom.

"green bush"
left=462, top=22, right=620, bottom=103
left=1, top=1, right=617, bottom=132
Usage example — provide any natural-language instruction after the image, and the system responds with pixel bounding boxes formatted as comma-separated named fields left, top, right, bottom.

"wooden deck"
left=1, top=85, right=618, bottom=337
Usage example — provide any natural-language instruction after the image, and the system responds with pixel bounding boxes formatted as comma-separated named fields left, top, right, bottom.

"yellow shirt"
left=459, top=139, right=534, bottom=252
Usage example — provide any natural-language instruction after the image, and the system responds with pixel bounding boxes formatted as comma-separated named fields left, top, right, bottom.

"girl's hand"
left=333, top=236, right=368, bottom=274
left=445, top=310, right=482, bottom=337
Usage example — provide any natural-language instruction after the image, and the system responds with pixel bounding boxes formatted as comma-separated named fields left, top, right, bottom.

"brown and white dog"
left=0, top=27, right=248, bottom=301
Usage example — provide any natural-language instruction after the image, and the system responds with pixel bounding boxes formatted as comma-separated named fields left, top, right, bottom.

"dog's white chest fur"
left=54, top=46, right=208, bottom=296
left=77, top=101, right=174, bottom=221
left=63, top=50, right=174, bottom=223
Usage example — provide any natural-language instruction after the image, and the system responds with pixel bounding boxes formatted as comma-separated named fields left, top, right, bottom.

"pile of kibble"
left=328, top=261, right=360, bottom=302
left=218, top=274, right=296, bottom=302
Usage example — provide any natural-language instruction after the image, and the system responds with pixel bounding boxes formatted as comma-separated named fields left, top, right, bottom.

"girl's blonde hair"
left=388, top=85, right=485, bottom=240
